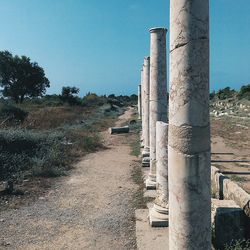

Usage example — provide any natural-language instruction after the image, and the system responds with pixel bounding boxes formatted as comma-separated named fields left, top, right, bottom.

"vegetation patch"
left=129, top=120, right=154, bottom=209
left=223, top=239, right=250, bottom=250
left=228, top=175, right=247, bottom=183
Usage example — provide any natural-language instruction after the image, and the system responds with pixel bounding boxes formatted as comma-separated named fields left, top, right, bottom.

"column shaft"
left=149, top=121, right=169, bottom=227
left=155, top=121, right=168, bottom=207
left=138, top=84, right=142, bottom=120
left=140, top=68, right=145, bottom=147
left=142, top=57, right=150, bottom=155
left=146, top=28, right=167, bottom=188
left=169, top=0, right=211, bottom=249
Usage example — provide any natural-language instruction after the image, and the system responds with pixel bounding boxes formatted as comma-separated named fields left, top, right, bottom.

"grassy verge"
left=0, top=103, right=120, bottom=195
left=129, top=120, right=154, bottom=209
left=223, top=239, right=250, bottom=250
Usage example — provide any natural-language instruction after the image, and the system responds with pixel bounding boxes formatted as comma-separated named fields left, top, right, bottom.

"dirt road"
left=0, top=108, right=137, bottom=250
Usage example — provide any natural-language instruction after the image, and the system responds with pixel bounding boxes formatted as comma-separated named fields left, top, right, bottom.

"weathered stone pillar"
left=149, top=121, right=169, bottom=226
left=169, top=1, right=211, bottom=249
left=146, top=28, right=167, bottom=189
left=140, top=69, right=144, bottom=147
left=141, top=57, right=150, bottom=161
left=138, top=84, right=142, bottom=120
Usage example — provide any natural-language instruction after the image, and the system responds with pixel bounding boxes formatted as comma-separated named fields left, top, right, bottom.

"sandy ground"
left=211, top=116, right=250, bottom=193
left=0, top=108, right=137, bottom=250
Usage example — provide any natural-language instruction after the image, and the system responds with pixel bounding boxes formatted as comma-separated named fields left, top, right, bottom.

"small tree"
left=60, top=86, right=80, bottom=105
left=130, top=94, right=138, bottom=103
left=82, top=92, right=106, bottom=107
left=0, top=51, right=50, bottom=103
left=217, top=87, right=235, bottom=100
left=210, top=90, right=216, bottom=100
left=238, top=84, right=250, bottom=100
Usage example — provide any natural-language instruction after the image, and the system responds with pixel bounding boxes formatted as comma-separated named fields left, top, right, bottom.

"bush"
left=0, top=103, right=28, bottom=123
left=224, top=239, right=250, bottom=250
left=238, top=84, right=250, bottom=100
left=0, top=152, right=30, bottom=181
left=217, top=87, right=236, bottom=100
left=82, top=134, right=103, bottom=152
left=0, top=129, right=66, bottom=181
left=82, top=93, right=106, bottom=107
left=60, top=86, right=81, bottom=106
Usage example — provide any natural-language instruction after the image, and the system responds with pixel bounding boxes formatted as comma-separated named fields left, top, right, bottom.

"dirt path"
left=0, top=108, right=137, bottom=250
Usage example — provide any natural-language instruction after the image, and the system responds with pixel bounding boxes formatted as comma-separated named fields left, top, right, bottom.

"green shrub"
left=82, top=93, right=107, bottom=107
left=59, top=86, right=81, bottom=106
left=238, top=84, right=250, bottom=100
left=0, top=103, right=28, bottom=123
left=224, top=239, right=250, bottom=250
left=217, top=87, right=236, bottom=100
left=82, top=134, right=103, bottom=152
left=0, top=152, right=30, bottom=181
left=0, top=129, right=66, bottom=181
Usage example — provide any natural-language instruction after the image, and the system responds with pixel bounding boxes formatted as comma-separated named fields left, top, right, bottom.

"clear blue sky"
left=0, top=0, right=249, bottom=96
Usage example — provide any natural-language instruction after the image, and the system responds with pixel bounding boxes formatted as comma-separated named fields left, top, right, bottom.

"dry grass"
left=211, top=116, right=250, bottom=150
left=22, top=106, right=87, bottom=129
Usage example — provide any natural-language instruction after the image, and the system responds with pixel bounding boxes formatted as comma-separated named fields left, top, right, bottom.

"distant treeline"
left=210, top=84, right=250, bottom=101
left=0, top=50, right=137, bottom=106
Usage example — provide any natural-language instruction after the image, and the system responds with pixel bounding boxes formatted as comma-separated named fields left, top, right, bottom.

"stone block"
left=212, top=199, right=245, bottom=249
left=149, top=204, right=169, bottom=227
left=142, top=157, right=150, bottom=167
left=142, top=151, right=150, bottom=158
left=109, top=126, right=129, bottom=134
left=145, top=178, right=156, bottom=190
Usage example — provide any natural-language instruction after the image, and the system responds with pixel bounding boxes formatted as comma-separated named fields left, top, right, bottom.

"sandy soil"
left=211, top=116, right=250, bottom=193
left=0, top=108, right=138, bottom=250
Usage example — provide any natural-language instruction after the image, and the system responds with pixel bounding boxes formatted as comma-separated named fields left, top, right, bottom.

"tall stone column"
left=140, top=69, right=144, bottom=147
left=169, top=1, right=211, bottom=249
left=141, top=57, right=150, bottom=162
left=138, top=84, right=142, bottom=120
left=146, top=28, right=167, bottom=189
left=149, top=121, right=169, bottom=226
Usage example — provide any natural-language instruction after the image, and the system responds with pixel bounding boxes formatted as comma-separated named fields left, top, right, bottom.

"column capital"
left=149, top=27, right=167, bottom=33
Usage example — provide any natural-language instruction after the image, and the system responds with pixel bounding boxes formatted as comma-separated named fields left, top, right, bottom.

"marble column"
left=138, top=84, right=142, bottom=120
left=169, top=1, right=211, bottom=249
left=141, top=57, right=150, bottom=162
left=149, top=121, right=169, bottom=226
left=146, top=28, right=167, bottom=189
left=140, top=69, right=144, bottom=147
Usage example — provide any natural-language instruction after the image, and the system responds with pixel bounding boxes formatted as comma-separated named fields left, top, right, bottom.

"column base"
left=142, top=157, right=150, bottom=167
left=142, top=149, right=150, bottom=157
left=149, top=204, right=169, bottom=227
left=140, top=133, right=143, bottom=141
left=145, top=178, right=156, bottom=190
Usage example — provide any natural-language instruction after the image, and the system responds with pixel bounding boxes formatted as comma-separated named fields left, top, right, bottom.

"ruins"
left=149, top=121, right=169, bottom=227
left=146, top=28, right=168, bottom=190
left=168, top=0, right=211, bottom=249
left=138, top=84, right=142, bottom=120
left=141, top=57, right=150, bottom=164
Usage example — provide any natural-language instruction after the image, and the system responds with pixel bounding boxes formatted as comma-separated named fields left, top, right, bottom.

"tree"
left=60, top=86, right=80, bottom=105
left=238, top=84, right=250, bottom=100
left=209, top=90, right=216, bottom=100
left=0, top=51, right=50, bottom=103
left=82, top=92, right=106, bottom=107
left=108, top=94, right=115, bottom=99
left=130, top=94, right=138, bottom=102
left=217, top=87, right=235, bottom=100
